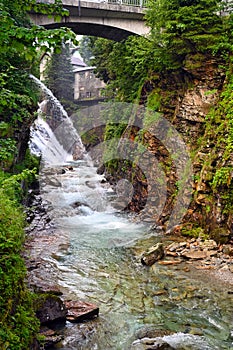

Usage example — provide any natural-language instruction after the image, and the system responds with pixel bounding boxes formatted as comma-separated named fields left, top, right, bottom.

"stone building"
left=71, top=55, right=106, bottom=101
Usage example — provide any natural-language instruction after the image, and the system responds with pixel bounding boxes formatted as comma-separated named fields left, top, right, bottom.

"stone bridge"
left=29, top=0, right=150, bottom=41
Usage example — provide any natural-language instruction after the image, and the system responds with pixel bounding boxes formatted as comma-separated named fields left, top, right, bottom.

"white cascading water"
left=30, top=74, right=85, bottom=163
left=30, top=113, right=73, bottom=165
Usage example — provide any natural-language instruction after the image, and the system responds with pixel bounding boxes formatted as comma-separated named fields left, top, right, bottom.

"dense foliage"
left=0, top=0, right=77, bottom=348
left=85, top=0, right=233, bottom=101
left=0, top=0, right=77, bottom=170
left=0, top=171, right=39, bottom=350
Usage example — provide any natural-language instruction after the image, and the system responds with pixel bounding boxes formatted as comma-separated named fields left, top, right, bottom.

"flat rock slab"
left=158, top=259, right=183, bottom=265
left=64, top=300, right=99, bottom=323
left=181, top=250, right=207, bottom=260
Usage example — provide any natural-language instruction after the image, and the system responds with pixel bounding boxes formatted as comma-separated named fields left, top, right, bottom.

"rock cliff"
left=104, top=53, right=233, bottom=242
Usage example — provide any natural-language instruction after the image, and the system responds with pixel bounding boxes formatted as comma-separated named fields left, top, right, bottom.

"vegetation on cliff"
left=0, top=0, right=77, bottom=348
left=82, top=0, right=233, bottom=238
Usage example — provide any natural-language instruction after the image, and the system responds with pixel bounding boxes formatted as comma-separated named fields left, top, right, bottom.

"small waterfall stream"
left=29, top=79, right=233, bottom=350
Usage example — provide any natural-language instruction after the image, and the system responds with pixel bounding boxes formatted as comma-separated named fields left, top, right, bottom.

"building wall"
left=74, top=69, right=106, bottom=101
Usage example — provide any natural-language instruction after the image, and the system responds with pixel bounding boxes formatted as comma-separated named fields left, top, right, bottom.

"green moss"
left=212, top=166, right=233, bottom=188
left=146, top=90, right=161, bottom=111
left=0, top=190, right=39, bottom=349
left=181, top=225, right=208, bottom=240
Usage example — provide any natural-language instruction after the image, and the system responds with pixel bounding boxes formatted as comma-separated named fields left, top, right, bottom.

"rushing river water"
left=36, top=158, right=233, bottom=350
left=30, top=80, right=233, bottom=350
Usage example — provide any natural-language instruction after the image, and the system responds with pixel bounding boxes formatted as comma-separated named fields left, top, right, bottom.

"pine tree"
left=146, top=0, right=223, bottom=59
left=44, top=43, right=74, bottom=107
left=79, top=36, right=94, bottom=65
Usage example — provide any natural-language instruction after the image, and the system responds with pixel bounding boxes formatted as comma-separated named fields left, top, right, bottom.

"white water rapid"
left=29, top=79, right=233, bottom=350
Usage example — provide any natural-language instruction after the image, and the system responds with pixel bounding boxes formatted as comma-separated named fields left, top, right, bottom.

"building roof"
left=73, top=66, right=96, bottom=73
left=71, top=56, right=87, bottom=67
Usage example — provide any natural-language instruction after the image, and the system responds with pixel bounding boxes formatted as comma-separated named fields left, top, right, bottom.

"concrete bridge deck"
left=30, top=0, right=149, bottom=41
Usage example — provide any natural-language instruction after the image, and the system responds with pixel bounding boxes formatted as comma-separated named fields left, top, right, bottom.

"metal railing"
left=89, top=0, right=149, bottom=7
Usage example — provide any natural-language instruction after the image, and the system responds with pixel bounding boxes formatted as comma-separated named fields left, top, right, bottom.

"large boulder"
left=35, top=294, right=67, bottom=325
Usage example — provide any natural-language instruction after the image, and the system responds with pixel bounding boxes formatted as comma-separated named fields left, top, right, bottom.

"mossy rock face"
left=210, top=227, right=230, bottom=244
left=34, top=294, right=67, bottom=325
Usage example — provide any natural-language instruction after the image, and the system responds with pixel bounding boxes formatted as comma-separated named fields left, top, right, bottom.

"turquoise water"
left=40, top=161, right=233, bottom=350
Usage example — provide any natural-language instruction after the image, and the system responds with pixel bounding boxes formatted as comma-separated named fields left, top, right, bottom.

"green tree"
left=86, top=36, right=154, bottom=101
left=44, top=43, right=75, bottom=109
left=146, top=0, right=224, bottom=62
left=0, top=0, right=77, bottom=169
left=79, top=36, right=94, bottom=65
left=87, top=0, right=232, bottom=101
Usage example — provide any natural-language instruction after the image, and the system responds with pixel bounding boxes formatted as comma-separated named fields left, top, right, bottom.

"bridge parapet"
left=87, top=0, right=148, bottom=7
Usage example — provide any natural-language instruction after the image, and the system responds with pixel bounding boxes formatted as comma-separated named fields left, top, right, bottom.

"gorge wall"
left=101, top=53, right=233, bottom=243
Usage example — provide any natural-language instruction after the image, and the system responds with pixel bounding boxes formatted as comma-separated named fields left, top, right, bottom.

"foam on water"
left=30, top=115, right=72, bottom=164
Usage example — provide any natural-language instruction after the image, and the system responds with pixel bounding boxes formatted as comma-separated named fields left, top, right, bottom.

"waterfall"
left=29, top=75, right=85, bottom=164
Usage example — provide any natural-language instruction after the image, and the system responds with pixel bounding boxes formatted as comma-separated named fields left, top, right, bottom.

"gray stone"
left=35, top=294, right=67, bottom=325
left=131, top=337, right=175, bottom=350
left=181, top=249, right=207, bottom=260
left=141, top=243, right=165, bottom=266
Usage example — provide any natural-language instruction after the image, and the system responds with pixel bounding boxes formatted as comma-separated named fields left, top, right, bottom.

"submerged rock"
left=131, top=337, right=175, bottom=350
left=141, top=243, right=165, bottom=266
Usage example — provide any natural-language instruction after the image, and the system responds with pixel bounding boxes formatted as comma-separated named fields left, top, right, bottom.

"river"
left=29, top=82, right=233, bottom=350
left=34, top=158, right=232, bottom=350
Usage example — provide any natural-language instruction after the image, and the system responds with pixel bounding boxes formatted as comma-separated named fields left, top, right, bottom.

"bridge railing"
left=88, top=0, right=149, bottom=7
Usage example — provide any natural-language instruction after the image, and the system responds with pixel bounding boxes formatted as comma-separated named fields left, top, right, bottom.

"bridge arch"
left=30, top=0, right=149, bottom=41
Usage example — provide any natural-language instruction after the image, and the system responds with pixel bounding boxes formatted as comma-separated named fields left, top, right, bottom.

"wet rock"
left=31, top=280, right=63, bottom=296
left=44, top=177, right=62, bottom=187
left=57, top=168, right=66, bottom=174
left=40, top=326, right=64, bottom=348
left=64, top=300, right=99, bottom=322
left=166, top=241, right=187, bottom=252
left=72, top=143, right=84, bottom=160
left=67, top=166, right=73, bottom=171
left=131, top=337, right=175, bottom=350
left=158, top=259, right=182, bottom=265
left=222, top=244, right=233, bottom=256
left=71, top=201, right=85, bottom=208
left=199, top=239, right=217, bottom=250
left=135, top=327, right=173, bottom=340
left=141, top=243, right=165, bottom=266
left=35, top=294, right=67, bottom=325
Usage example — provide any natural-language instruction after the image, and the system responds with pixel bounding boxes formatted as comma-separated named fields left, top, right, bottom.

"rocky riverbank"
left=24, top=187, right=99, bottom=348
left=137, top=234, right=233, bottom=288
